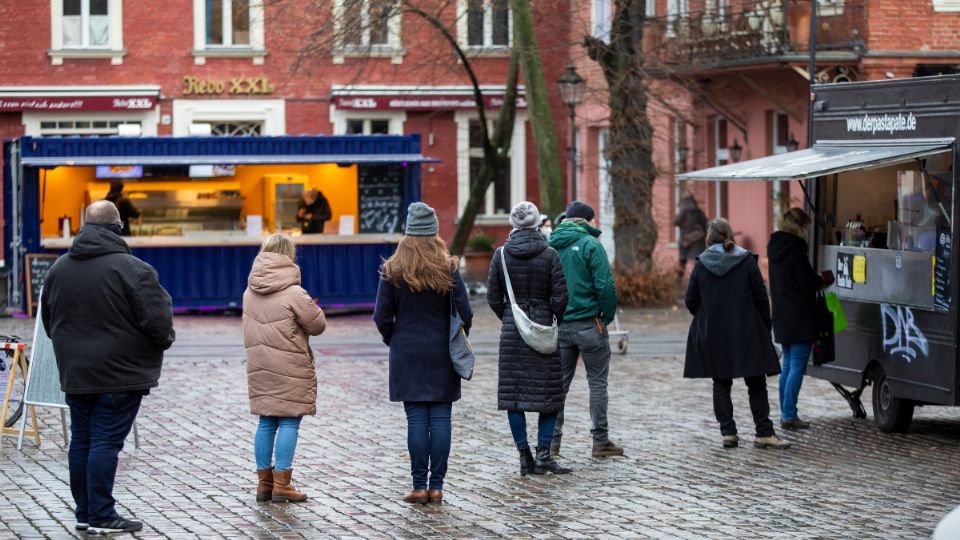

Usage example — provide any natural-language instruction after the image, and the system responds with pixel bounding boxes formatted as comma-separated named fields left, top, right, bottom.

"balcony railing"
left=645, top=0, right=865, bottom=69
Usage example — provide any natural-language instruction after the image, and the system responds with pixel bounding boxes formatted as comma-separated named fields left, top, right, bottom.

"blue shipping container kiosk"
left=3, top=135, right=433, bottom=311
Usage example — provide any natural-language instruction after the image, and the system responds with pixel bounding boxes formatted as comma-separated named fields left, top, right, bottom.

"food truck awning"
left=677, top=138, right=954, bottom=182
left=20, top=153, right=439, bottom=167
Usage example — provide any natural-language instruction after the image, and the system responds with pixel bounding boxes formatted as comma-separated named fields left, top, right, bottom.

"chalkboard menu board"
left=934, top=230, right=951, bottom=311
left=25, top=254, right=59, bottom=318
left=358, top=164, right=404, bottom=234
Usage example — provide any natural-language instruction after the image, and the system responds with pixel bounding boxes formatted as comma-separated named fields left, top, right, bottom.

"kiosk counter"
left=3, top=135, right=432, bottom=310
left=679, top=75, right=960, bottom=433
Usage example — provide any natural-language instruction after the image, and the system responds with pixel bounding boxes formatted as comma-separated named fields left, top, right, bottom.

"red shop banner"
left=0, top=95, right=157, bottom=112
left=334, top=94, right=527, bottom=111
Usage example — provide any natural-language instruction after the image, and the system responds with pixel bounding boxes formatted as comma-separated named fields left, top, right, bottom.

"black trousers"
left=712, top=376, right=775, bottom=437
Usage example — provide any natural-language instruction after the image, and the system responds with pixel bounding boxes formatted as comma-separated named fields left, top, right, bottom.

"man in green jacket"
left=548, top=201, right=623, bottom=458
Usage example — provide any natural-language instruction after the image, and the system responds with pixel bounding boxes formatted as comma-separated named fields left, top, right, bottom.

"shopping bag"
left=825, top=292, right=848, bottom=333
left=812, top=291, right=836, bottom=365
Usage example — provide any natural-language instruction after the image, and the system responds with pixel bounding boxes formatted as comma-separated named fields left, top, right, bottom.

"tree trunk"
left=584, top=0, right=657, bottom=272
left=511, top=0, right=564, bottom=220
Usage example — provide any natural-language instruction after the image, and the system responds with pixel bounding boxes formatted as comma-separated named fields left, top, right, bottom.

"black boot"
left=533, top=447, right=572, bottom=475
left=518, top=447, right=535, bottom=476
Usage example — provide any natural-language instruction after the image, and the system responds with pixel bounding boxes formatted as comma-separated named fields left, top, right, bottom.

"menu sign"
left=836, top=252, right=854, bottom=289
left=934, top=230, right=951, bottom=311
left=358, top=164, right=404, bottom=234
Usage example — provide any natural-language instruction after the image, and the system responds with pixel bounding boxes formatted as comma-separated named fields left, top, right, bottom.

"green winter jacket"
left=548, top=221, right=618, bottom=325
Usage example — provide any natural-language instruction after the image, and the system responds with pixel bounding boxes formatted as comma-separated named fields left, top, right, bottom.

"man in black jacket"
left=41, top=200, right=175, bottom=535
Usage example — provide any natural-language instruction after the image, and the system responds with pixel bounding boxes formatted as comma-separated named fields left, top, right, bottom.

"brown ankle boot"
left=271, top=469, right=307, bottom=503
left=403, top=489, right=428, bottom=504
left=256, top=467, right=274, bottom=502
left=427, top=489, right=443, bottom=504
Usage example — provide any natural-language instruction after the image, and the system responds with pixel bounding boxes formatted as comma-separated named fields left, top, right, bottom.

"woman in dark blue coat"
left=373, top=202, right=472, bottom=505
left=488, top=201, right=570, bottom=476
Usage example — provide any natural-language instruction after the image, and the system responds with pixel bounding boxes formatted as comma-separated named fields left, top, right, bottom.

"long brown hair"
left=381, top=235, right=459, bottom=293
left=706, top=218, right=736, bottom=252
left=778, top=207, right=811, bottom=239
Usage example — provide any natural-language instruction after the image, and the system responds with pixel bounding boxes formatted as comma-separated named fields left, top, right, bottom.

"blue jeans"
left=403, top=402, right=452, bottom=490
left=254, top=416, right=302, bottom=471
left=779, top=342, right=813, bottom=421
left=65, top=392, right=142, bottom=526
left=507, top=411, right=558, bottom=450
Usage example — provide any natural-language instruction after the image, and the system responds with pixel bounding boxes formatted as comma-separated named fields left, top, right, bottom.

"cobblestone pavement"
left=1, top=305, right=958, bottom=539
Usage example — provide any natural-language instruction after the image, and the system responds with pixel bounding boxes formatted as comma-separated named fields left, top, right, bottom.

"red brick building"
left=0, top=0, right=575, bottom=248
left=570, top=0, right=960, bottom=272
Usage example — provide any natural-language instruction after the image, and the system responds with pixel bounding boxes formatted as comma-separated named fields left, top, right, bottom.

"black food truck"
left=679, top=75, right=960, bottom=433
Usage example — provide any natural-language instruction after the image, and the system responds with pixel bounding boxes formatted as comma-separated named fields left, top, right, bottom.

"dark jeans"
left=403, top=402, right=452, bottom=491
left=65, top=392, right=142, bottom=525
left=507, top=411, right=558, bottom=450
left=712, top=377, right=775, bottom=437
left=555, top=319, right=611, bottom=444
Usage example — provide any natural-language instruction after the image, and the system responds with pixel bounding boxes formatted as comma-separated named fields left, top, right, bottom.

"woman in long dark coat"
left=487, top=201, right=571, bottom=475
left=684, top=218, right=791, bottom=450
left=373, top=202, right=472, bottom=505
left=673, top=191, right=708, bottom=277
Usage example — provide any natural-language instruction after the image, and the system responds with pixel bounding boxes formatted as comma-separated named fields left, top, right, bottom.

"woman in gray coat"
left=488, top=202, right=570, bottom=475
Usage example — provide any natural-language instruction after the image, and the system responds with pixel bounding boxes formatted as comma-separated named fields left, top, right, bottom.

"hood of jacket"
left=247, top=252, right=301, bottom=294
left=505, top=228, right=548, bottom=259
left=548, top=220, right=601, bottom=249
left=767, top=230, right=808, bottom=263
left=699, top=243, right=751, bottom=277
left=69, top=225, right=131, bottom=260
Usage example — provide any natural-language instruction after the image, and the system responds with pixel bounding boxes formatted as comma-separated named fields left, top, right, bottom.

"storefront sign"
left=845, top=112, right=917, bottom=135
left=836, top=252, right=854, bottom=289
left=0, top=95, right=156, bottom=112
left=334, top=94, right=527, bottom=110
left=182, top=76, right=276, bottom=96
left=853, top=255, right=867, bottom=284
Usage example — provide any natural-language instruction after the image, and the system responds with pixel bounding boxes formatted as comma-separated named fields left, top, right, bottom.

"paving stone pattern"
left=0, top=307, right=958, bottom=539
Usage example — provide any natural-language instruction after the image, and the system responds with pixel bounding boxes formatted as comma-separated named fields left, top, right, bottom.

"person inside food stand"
left=297, top=189, right=332, bottom=234
left=104, top=180, right=140, bottom=236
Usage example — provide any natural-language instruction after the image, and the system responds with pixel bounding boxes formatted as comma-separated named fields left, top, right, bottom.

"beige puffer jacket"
left=242, top=252, right=327, bottom=417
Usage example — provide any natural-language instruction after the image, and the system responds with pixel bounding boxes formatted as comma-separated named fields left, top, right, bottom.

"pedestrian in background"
left=549, top=200, right=624, bottom=458
left=488, top=201, right=571, bottom=475
left=104, top=180, right=140, bottom=236
left=673, top=191, right=707, bottom=278
left=538, top=214, right=553, bottom=239
left=768, top=208, right=834, bottom=430
left=683, top=218, right=790, bottom=449
left=42, top=201, right=175, bottom=535
left=243, top=233, right=327, bottom=503
left=374, top=202, right=472, bottom=505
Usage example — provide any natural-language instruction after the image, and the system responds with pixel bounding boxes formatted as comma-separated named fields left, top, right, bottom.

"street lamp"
left=557, top=64, right=586, bottom=199
left=786, top=133, right=799, bottom=152
left=730, top=139, right=743, bottom=162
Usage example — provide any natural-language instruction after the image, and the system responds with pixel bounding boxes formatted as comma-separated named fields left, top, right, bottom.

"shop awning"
left=677, top=138, right=954, bottom=182
left=20, top=153, right=440, bottom=167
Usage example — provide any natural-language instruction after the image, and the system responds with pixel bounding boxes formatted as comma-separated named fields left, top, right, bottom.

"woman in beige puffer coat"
left=242, top=233, right=326, bottom=503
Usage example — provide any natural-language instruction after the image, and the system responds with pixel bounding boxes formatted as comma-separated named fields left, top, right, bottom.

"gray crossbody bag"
left=499, top=249, right=559, bottom=355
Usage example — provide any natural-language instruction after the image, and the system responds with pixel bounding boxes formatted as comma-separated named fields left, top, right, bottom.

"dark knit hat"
left=405, top=202, right=439, bottom=236
left=564, top=200, right=595, bottom=221
left=509, top=201, right=540, bottom=230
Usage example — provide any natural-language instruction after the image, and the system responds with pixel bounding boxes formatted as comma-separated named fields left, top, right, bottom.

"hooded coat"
left=243, top=252, right=327, bottom=417
left=683, top=244, right=780, bottom=379
left=673, top=197, right=708, bottom=262
left=41, top=224, right=175, bottom=394
left=548, top=221, right=618, bottom=325
left=767, top=231, right=824, bottom=345
left=487, top=229, right=568, bottom=413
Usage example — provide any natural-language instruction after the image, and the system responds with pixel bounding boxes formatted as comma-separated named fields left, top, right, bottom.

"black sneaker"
left=781, top=418, right=811, bottom=430
left=75, top=522, right=89, bottom=531
left=87, top=517, right=143, bottom=535
left=591, top=440, right=625, bottom=458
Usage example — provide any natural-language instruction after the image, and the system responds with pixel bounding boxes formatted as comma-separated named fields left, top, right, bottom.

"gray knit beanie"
left=405, top=202, right=439, bottom=236
left=509, top=201, right=540, bottom=230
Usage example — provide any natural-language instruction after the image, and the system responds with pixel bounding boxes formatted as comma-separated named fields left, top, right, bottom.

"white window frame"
left=332, top=0, right=404, bottom=64
left=645, top=0, right=656, bottom=17
left=933, top=0, right=960, bottom=11
left=674, top=117, right=683, bottom=243
left=819, top=0, right=845, bottom=16
left=457, top=0, right=513, bottom=52
left=329, top=108, right=406, bottom=134
left=49, top=0, right=125, bottom=65
left=22, top=110, right=159, bottom=136
left=598, top=128, right=615, bottom=264
left=592, top=0, right=612, bottom=41
left=455, top=110, right=526, bottom=223
left=172, top=99, right=285, bottom=136
left=192, top=0, right=266, bottom=65
left=771, top=111, right=789, bottom=230
left=665, top=0, right=688, bottom=38
left=714, top=116, right=728, bottom=218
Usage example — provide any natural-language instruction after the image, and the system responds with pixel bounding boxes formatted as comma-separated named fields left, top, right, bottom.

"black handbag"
left=812, top=291, right=836, bottom=365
